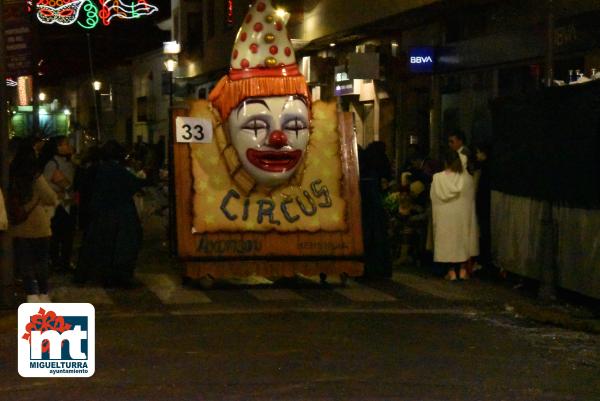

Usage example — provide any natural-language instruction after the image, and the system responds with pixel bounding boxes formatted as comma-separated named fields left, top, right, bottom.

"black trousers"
left=50, top=206, right=76, bottom=269
left=14, top=237, right=50, bottom=294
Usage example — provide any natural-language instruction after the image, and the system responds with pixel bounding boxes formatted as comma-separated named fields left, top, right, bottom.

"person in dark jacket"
left=359, top=141, right=393, bottom=279
left=474, top=142, right=492, bottom=273
left=73, top=146, right=101, bottom=232
left=76, top=141, right=147, bottom=287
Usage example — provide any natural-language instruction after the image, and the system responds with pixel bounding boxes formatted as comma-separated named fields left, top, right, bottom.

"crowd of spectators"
left=0, top=135, right=166, bottom=302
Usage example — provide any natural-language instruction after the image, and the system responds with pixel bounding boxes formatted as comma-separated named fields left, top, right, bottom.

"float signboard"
left=173, top=0, right=363, bottom=280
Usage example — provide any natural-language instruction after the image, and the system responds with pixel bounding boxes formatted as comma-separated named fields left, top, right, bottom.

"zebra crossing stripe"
left=297, top=274, right=360, bottom=288
left=136, top=273, right=212, bottom=304
left=50, top=286, right=114, bottom=305
left=392, top=272, right=473, bottom=301
left=247, top=289, right=306, bottom=301
left=335, top=287, right=397, bottom=302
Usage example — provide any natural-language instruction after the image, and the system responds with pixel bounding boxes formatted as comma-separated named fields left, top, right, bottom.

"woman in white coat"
left=430, top=150, right=479, bottom=280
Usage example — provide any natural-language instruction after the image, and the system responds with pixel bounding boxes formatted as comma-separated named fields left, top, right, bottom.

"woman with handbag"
left=8, top=142, right=58, bottom=302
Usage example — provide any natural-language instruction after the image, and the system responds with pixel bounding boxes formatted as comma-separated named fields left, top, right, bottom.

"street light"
left=92, top=80, right=102, bottom=141
left=163, top=41, right=180, bottom=257
left=164, top=59, right=178, bottom=108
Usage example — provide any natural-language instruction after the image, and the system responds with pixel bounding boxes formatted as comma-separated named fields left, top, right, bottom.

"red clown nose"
left=268, top=130, right=288, bottom=148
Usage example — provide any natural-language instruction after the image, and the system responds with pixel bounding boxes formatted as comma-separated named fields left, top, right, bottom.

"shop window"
left=498, top=66, right=538, bottom=97
left=207, top=0, right=215, bottom=39
left=445, top=10, right=488, bottom=43
left=187, top=11, right=204, bottom=58
left=136, top=96, right=148, bottom=122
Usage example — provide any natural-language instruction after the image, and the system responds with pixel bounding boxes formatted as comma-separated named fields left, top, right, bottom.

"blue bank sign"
left=408, top=47, right=435, bottom=73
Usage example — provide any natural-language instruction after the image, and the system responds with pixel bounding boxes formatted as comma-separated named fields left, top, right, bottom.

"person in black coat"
left=76, top=141, right=148, bottom=287
left=474, top=142, right=492, bottom=272
left=359, top=141, right=393, bottom=279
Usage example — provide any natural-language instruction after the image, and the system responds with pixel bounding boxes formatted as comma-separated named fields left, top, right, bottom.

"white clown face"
left=228, top=95, right=310, bottom=187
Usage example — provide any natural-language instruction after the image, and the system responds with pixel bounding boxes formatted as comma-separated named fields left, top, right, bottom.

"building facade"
left=162, top=0, right=600, bottom=173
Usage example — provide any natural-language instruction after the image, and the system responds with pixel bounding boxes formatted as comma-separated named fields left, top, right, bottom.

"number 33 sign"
left=175, top=117, right=213, bottom=143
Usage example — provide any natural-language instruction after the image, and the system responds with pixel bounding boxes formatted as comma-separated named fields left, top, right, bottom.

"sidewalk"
left=392, top=263, right=600, bottom=335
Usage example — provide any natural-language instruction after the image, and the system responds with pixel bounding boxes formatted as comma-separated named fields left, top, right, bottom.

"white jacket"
left=430, top=170, right=479, bottom=263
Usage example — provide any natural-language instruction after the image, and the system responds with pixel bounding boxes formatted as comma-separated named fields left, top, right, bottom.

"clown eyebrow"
left=282, top=95, right=308, bottom=112
left=237, top=99, right=270, bottom=118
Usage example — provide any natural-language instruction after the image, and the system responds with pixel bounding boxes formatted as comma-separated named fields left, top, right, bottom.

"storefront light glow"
left=18, top=76, right=33, bottom=106
left=163, top=41, right=181, bottom=55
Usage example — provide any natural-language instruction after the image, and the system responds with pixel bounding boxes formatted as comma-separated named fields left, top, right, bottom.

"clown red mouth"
left=246, top=149, right=302, bottom=172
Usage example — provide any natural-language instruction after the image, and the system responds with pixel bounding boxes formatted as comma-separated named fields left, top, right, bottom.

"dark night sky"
left=36, top=0, right=171, bottom=85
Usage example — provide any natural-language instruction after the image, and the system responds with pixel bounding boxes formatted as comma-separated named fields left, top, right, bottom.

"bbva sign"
left=410, top=56, right=433, bottom=64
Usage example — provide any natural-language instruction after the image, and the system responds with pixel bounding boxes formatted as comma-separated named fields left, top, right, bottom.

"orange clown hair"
left=208, top=74, right=311, bottom=122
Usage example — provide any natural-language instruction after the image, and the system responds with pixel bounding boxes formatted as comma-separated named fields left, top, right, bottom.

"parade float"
left=172, top=0, right=363, bottom=282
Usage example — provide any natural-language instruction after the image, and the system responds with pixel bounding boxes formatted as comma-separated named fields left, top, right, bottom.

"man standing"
left=447, top=130, right=473, bottom=174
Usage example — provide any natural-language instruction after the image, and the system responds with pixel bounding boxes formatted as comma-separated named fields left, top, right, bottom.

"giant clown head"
left=209, top=0, right=311, bottom=191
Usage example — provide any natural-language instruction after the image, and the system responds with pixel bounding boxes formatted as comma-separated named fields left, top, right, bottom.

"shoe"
left=38, top=294, right=52, bottom=303
left=445, top=270, right=457, bottom=281
left=26, top=294, right=40, bottom=303
left=459, top=268, right=470, bottom=280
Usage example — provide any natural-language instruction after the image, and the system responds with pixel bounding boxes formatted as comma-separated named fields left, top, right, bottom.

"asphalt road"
left=2, top=291, right=600, bottom=400
left=1, top=215, right=598, bottom=400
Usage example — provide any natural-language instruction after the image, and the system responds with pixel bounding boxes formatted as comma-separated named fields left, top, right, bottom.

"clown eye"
left=242, top=119, right=268, bottom=138
left=59, top=8, right=75, bottom=17
left=283, top=118, right=307, bottom=137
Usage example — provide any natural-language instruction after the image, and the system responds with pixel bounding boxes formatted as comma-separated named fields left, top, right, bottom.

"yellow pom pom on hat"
left=209, top=0, right=310, bottom=121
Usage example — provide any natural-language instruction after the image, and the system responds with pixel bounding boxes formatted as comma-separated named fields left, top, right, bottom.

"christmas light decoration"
left=78, top=0, right=100, bottom=29
left=35, top=0, right=87, bottom=26
left=98, top=0, right=158, bottom=26
left=30, top=0, right=158, bottom=28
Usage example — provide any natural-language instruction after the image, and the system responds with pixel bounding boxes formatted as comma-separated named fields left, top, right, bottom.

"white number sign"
left=175, top=117, right=213, bottom=143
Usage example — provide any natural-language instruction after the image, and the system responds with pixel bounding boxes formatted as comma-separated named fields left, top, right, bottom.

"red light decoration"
left=226, top=0, right=234, bottom=27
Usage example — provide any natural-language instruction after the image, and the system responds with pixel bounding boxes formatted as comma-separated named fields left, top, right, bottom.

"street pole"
left=0, top=0, right=16, bottom=308
left=168, top=70, right=177, bottom=257
left=87, top=33, right=102, bottom=142
left=163, top=41, right=180, bottom=258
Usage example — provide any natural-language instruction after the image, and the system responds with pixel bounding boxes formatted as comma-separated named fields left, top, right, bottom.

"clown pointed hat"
left=209, top=0, right=310, bottom=121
